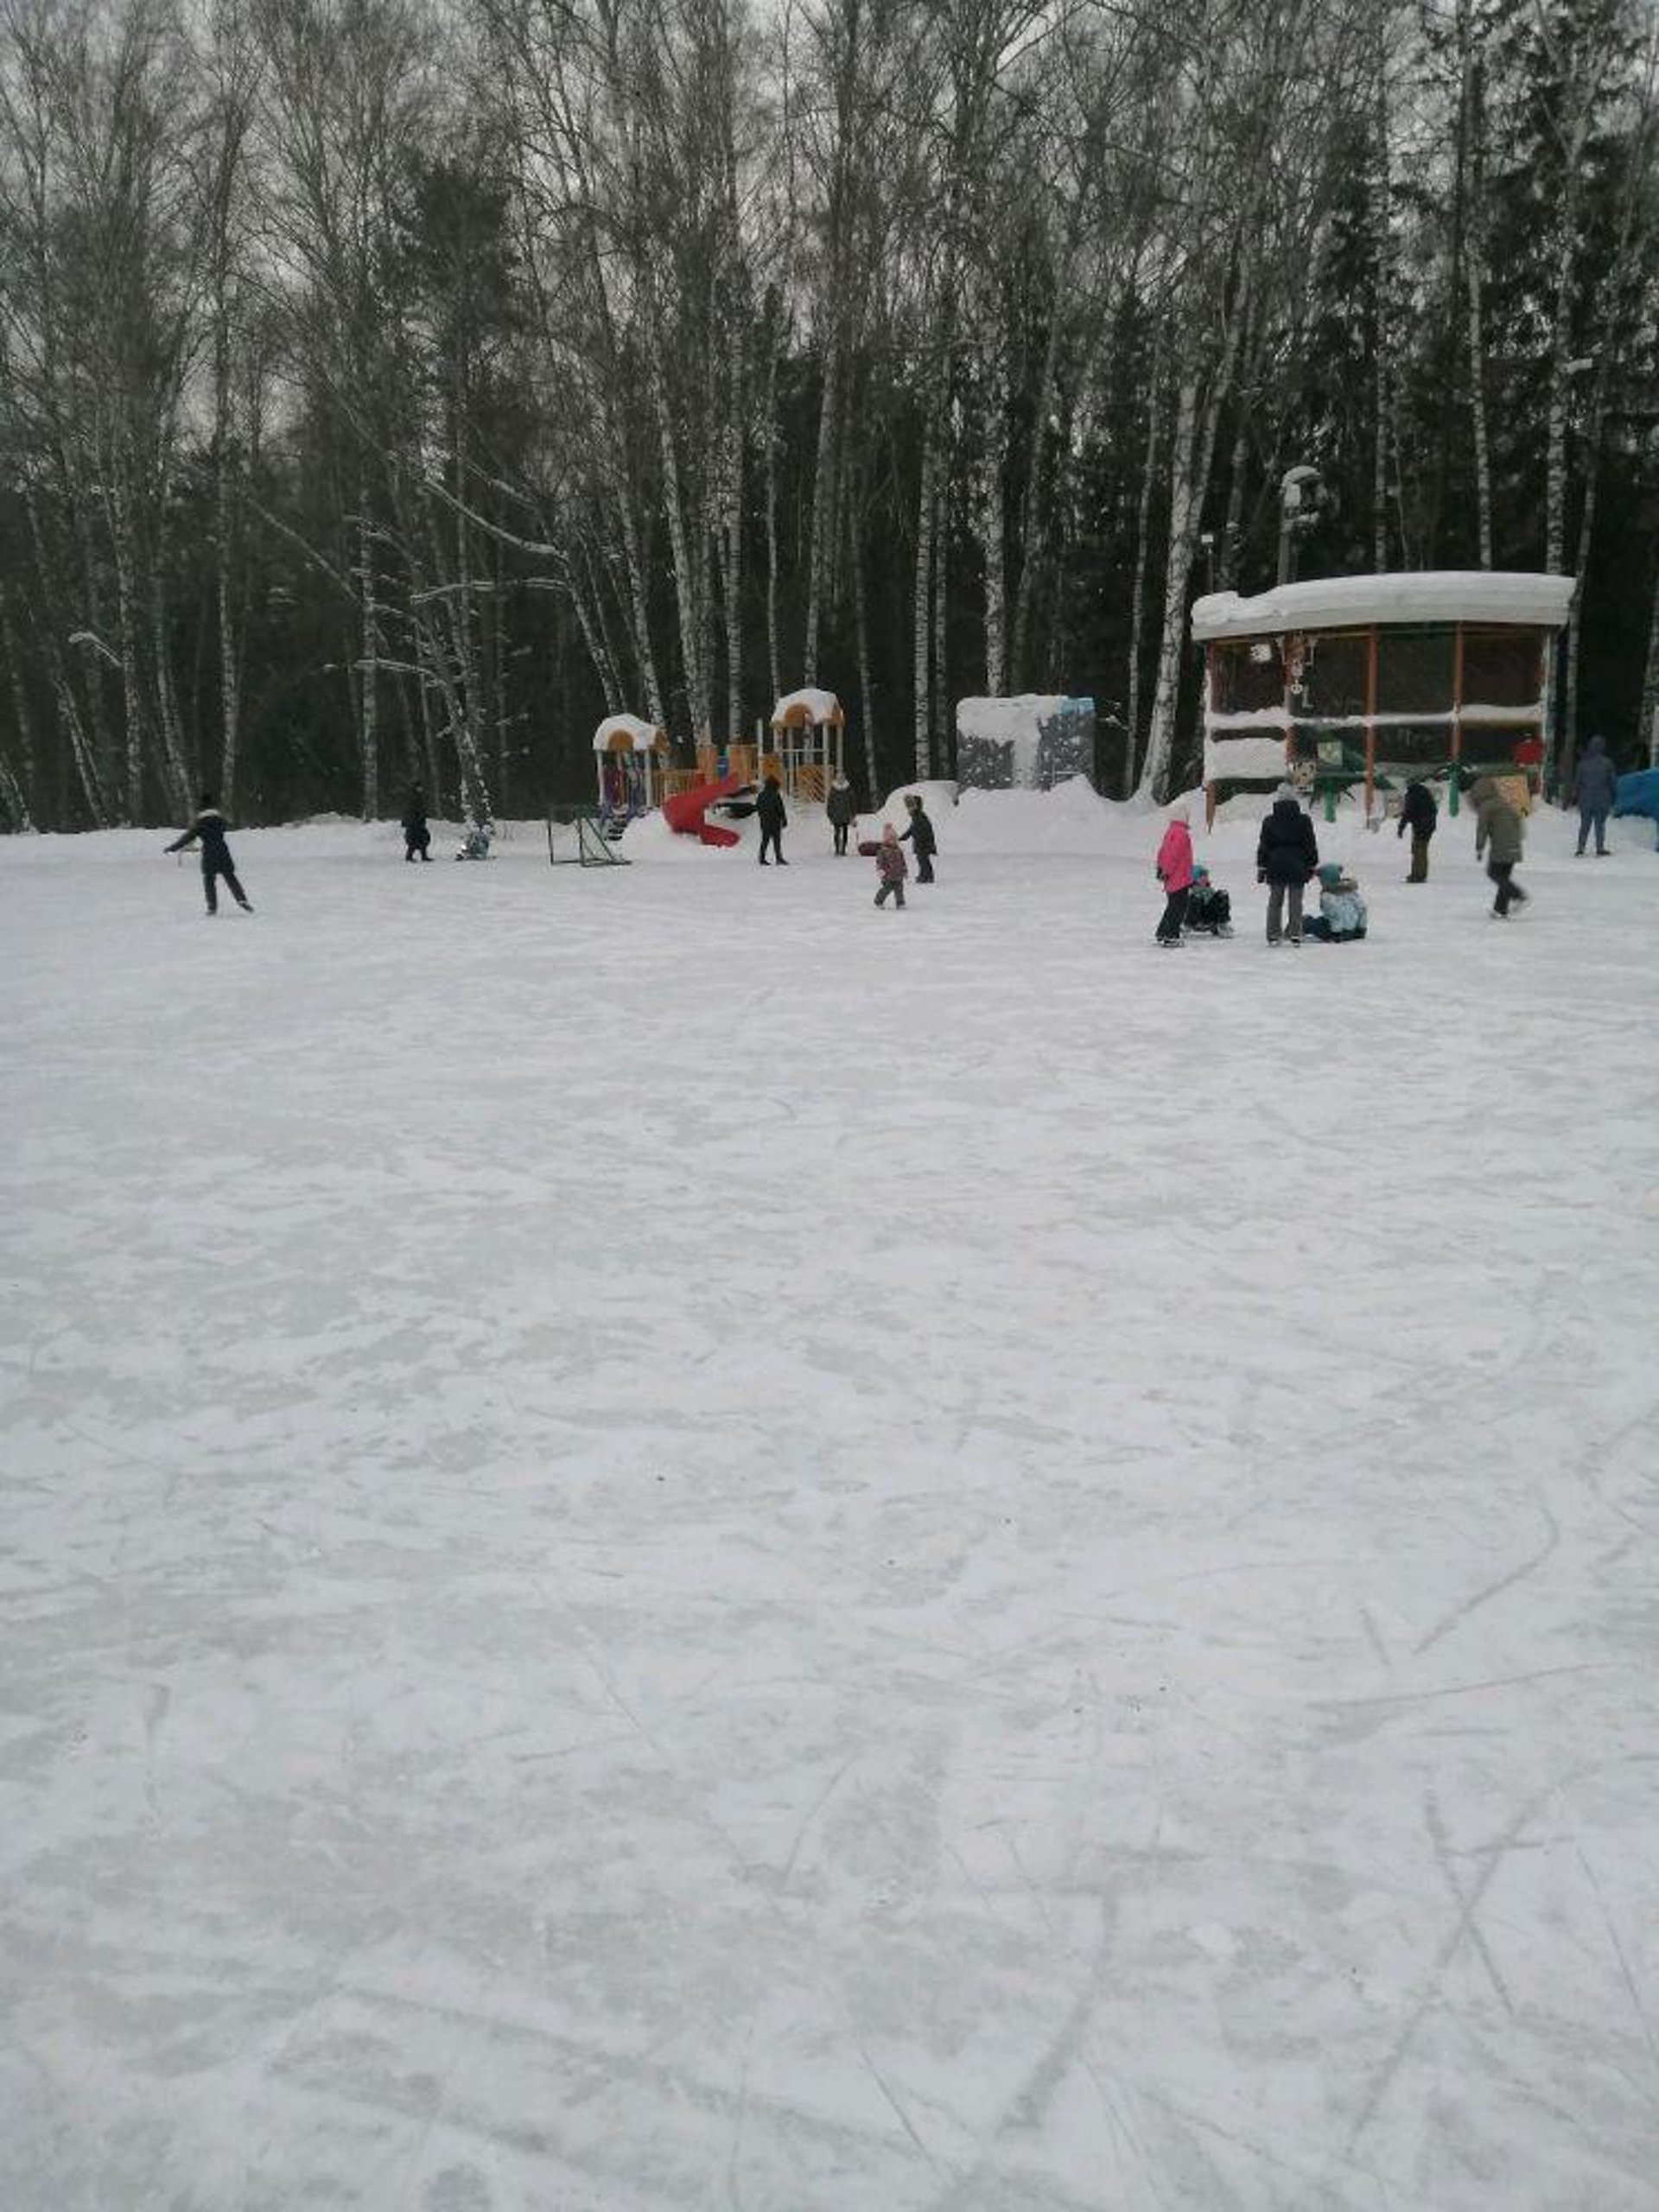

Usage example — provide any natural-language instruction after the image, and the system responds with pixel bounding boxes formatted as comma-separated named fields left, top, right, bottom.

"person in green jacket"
left=1470, top=778, right=1529, bottom=918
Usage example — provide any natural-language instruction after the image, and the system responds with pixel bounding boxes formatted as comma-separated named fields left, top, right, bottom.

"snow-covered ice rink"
left=3, top=789, right=1657, bottom=2211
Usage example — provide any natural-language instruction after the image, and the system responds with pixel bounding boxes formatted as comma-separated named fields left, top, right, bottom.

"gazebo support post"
left=1362, top=624, right=1377, bottom=824
left=1450, top=624, right=1465, bottom=817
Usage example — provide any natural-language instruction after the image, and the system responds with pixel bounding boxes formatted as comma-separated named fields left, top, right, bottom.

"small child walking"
left=1154, top=804, right=1194, bottom=945
left=166, top=791, right=253, bottom=914
left=874, top=823, right=908, bottom=909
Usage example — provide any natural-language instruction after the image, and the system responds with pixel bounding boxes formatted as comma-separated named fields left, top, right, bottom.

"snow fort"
left=1191, top=572, right=1574, bottom=819
left=956, top=696, right=1096, bottom=791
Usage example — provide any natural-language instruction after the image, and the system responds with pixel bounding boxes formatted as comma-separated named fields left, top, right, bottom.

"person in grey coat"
left=1573, top=734, right=1617, bottom=856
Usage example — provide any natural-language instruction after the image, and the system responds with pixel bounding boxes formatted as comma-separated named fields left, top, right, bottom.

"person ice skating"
left=1573, top=734, right=1617, bottom=855
left=1470, top=776, right=1529, bottom=917
left=874, top=822, right=907, bottom=909
left=1397, top=778, right=1437, bottom=881
left=1256, top=784, right=1319, bottom=945
left=165, top=791, right=252, bottom=914
left=1184, top=864, right=1234, bottom=937
left=899, top=792, right=938, bottom=883
left=1302, top=861, right=1369, bottom=941
left=756, top=773, right=787, bottom=865
left=1153, top=804, right=1194, bottom=946
left=827, top=773, right=855, bottom=856
left=403, top=785, right=431, bottom=862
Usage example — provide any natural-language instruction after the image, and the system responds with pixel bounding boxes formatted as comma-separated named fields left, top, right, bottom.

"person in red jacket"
left=1154, top=804, right=1195, bottom=946
left=874, top=823, right=908, bottom=909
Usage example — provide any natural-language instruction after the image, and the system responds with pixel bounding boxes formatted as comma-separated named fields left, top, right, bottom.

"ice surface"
left=1192, top=573, right=1576, bottom=641
left=3, top=798, right=1657, bottom=2211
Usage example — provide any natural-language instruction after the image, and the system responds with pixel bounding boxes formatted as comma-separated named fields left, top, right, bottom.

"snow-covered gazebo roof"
left=771, top=687, right=844, bottom=730
left=1192, top=572, right=1575, bottom=644
left=594, top=713, right=666, bottom=753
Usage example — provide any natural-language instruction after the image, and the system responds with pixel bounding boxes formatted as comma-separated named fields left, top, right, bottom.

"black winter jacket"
left=167, top=809, right=235, bottom=869
left=1256, top=797, right=1319, bottom=886
left=825, top=784, right=855, bottom=827
left=899, top=805, right=937, bottom=855
left=1398, top=780, right=1437, bottom=836
left=756, top=779, right=787, bottom=830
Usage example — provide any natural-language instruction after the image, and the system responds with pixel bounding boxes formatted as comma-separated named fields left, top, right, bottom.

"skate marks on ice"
left=3, top=825, right=1659, bottom=2210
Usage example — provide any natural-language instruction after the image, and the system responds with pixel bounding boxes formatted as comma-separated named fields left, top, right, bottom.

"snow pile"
left=771, top=685, right=842, bottom=727
left=593, top=712, right=663, bottom=751
left=1192, top=569, right=1576, bottom=640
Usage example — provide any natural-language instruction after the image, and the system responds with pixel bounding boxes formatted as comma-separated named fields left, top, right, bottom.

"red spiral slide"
left=663, top=772, right=748, bottom=848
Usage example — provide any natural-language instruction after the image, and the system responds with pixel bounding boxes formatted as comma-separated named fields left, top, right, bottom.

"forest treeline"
left=0, top=0, right=1656, bottom=830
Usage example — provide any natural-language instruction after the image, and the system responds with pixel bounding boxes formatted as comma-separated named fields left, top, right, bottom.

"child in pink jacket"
left=874, top=823, right=908, bottom=909
left=1154, top=804, right=1195, bottom=946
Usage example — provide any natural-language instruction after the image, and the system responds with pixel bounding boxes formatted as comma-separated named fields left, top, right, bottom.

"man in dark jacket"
left=166, top=792, right=253, bottom=914
left=899, top=792, right=938, bottom=882
left=1573, top=734, right=1617, bottom=855
left=1397, top=779, right=1437, bottom=882
left=1255, top=787, right=1319, bottom=944
left=755, top=774, right=788, bottom=865
left=826, top=773, right=855, bottom=855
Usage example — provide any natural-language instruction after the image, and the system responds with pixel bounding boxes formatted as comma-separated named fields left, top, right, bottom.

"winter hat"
left=1191, top=864, right=1210, bottom=884
left=1317, top=861, right=1343, bottom=887
left=1274, top=781, right=1300, bottom=804
left=881, top=822, right=898, bottom=840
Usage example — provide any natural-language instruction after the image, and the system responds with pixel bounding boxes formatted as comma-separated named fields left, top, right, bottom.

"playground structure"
left=653, top=688, right=848, bottom=847
left=594, top=715, right=669, bottom=823
left=1192, top=573, right=1575, bottom=822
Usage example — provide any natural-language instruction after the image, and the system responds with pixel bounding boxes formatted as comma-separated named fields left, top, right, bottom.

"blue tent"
left=1613, top=769, right=1659, bottom=846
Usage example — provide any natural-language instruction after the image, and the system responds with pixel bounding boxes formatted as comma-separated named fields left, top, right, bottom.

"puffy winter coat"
left=166, top=808, right=235, bottom=870
left=826, top=782, right=855, bottom=827
left=1399, top=780, right=1437, bottom=836
left=1470, top=779, right=1524, bottom=863
left=756, top=779, right=787, bottom=830
left=875, top=838, right=908, bottom=885
left=1155, top=820, right=1194, bottom=892
left=1255, top=797, right=1319, bottom=886
left=900, top=804, right=937, bottom=855
left=1319, top=880, right=1368, bottom=937
left=1574, top=736, right=1618, bottom=810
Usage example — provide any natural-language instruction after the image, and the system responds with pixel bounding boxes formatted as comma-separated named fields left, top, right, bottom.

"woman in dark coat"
left=1255, top=787, right=1319, bottom=945
left=899, top=793, right=938, bottom=882
left=826, top=774, right=855, bottom=855
left=755, top=774, right=788, bottom=865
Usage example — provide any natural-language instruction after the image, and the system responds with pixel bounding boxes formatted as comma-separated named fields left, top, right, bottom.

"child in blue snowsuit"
left=1302, top=861, right=1367, bottom=941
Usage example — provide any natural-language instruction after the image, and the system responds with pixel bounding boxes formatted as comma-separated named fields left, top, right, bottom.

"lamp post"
left=1276, top=464, right=1323, bottom=588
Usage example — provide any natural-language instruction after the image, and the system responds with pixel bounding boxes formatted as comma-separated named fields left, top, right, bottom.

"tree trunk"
left=1125, top=342, right=1166, bottom=795
left=912, top=423, right=937, bottom=780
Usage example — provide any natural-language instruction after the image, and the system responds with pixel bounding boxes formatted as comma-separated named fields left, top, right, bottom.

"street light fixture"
left=1276, top=465, right=1324, bottom=588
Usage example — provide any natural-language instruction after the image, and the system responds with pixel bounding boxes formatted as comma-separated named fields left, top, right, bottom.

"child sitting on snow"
left=1302, top=860, right=1368, bottom=941
left=873, top=822, right=908, bottom=909
left=1183, top=864, right=1234, bottom=937
left=455, top=819, right=494, bottom=861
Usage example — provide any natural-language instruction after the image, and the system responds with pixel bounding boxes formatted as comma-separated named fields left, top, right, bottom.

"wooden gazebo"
left=1192, top=573, right=1574, bottom=819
